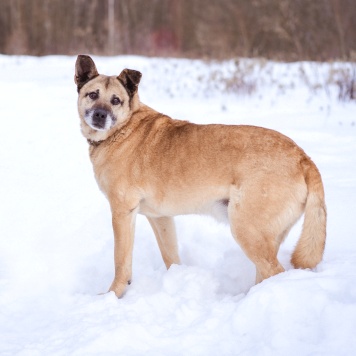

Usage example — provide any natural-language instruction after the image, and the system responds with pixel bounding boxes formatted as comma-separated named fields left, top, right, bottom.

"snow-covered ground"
left=0, top=55, right=356, bottom=355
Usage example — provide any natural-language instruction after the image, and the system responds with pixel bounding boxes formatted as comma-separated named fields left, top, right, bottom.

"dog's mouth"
left=84, top=108, right=117, bottom=131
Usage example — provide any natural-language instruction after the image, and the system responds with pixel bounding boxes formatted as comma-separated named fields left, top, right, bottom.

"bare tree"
left=0, top=0, right=355, bottom=60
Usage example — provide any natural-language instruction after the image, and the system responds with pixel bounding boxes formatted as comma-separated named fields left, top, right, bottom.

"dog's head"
left=75, top=55, right=142, bottom=142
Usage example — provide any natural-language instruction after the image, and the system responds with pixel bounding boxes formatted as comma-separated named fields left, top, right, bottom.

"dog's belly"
left=138, top=196, right=229, bottom=222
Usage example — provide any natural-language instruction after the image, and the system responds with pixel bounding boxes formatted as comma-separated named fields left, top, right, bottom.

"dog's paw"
left=108, top=280, right=131, bottom=298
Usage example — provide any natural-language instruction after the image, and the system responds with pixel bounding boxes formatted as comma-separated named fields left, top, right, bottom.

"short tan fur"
left=75, top=55, right=326, bottom=297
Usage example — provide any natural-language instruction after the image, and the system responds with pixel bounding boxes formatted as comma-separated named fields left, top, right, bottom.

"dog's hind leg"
left=147, top=216, right=181, bottom=268
left=227, top=186, right=286, bottom=284
left=233, top=225, right=285, bottom=284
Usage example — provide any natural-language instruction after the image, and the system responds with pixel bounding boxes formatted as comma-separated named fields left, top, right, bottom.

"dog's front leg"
left=108, top=208, right=137, bottom=298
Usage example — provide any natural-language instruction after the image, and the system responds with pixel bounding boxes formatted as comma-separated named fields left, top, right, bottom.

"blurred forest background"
left=0, top=0, right=355, bottom=61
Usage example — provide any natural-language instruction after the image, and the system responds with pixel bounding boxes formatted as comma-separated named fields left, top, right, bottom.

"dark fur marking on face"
left=105, top=77, right=111, bottom=90
left=88, top=103, right=112, bottom=113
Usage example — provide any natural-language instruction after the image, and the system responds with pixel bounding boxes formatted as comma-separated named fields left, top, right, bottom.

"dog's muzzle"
left=92, top=108, right=107, bottom=129
left=85, top=108, right=116, bottom=131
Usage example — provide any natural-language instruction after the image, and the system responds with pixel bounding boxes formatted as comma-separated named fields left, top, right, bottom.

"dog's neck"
left=86, top=129, right=129, bottom=147
left=86, top=128, right=126, bottom=149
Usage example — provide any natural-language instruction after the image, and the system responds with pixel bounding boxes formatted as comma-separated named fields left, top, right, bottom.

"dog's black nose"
left=92, top=108, right=107, bottom=128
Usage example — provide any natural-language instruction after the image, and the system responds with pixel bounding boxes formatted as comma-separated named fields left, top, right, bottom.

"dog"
left=75, top=55, right=326, bottom=297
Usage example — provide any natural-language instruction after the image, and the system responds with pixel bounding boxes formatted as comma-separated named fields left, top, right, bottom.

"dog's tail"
left=291, top=159, right=327, bottom=269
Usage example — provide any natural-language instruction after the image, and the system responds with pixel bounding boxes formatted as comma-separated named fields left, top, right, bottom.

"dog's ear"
left=75, top=55, right=99, bottom=92
left=117, top=69, right=142, bottom=97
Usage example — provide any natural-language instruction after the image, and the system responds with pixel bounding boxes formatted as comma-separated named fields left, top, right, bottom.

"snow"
left=1, top=55, right=356, bottom=355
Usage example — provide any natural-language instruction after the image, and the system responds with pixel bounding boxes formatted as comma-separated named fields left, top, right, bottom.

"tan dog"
left=75, top=55, right=326, bottom=297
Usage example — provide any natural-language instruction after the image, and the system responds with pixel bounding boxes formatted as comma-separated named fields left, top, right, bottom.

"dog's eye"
left=111, top=96, right=121, bottom=105
left=88, top=92, right=98, bottom=100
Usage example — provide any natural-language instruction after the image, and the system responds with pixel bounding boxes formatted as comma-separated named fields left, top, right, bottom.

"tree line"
left=0, top=0, right=355, bottom=61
